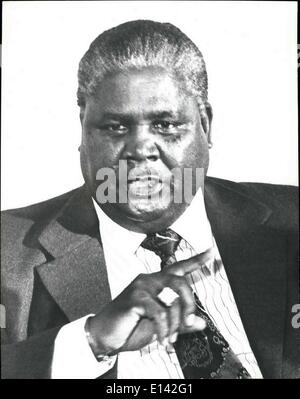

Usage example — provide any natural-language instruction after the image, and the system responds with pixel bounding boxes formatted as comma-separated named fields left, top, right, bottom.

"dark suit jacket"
left=1, top=177, right=299, bottom=379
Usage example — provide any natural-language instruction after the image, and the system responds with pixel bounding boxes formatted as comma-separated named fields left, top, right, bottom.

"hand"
left=88, top=249, right=213, bottom=355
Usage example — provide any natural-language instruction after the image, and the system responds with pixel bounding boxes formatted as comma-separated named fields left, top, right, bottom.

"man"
left=1, top=20, right=299, bottom=379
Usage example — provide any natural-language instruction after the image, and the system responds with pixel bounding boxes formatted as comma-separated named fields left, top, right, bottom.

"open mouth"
left=127, top=175, right=163, bottom=198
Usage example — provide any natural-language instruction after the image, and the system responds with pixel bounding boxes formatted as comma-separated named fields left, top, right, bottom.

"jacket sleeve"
left=1, top=326, right=61, bottom=379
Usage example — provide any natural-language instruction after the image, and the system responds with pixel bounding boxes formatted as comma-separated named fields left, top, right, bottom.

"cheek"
left=80, top=145, right=95, bottom=185
left=189, top=134, right=208, bottom=164
left=186, top=124, right=209, bottom=162
left=162, top=131, right=206, bottom=169
left=83, top=134, right=123, bottom=169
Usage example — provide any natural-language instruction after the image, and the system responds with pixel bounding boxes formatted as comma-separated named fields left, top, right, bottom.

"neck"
left=96, top=202, right=191, bottom=234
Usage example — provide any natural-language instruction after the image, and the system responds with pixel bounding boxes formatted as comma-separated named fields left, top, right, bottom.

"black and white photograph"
left=1, top=1, right=299, bottom=380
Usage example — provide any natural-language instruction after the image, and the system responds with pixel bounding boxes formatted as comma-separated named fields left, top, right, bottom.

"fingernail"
left=169, top=332, right=178, bottom=343
left=194, top=316, right=207, bottom=330
left=185, top=313, right=195, bottom=326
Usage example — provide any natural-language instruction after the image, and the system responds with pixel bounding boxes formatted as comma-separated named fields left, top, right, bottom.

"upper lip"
left=127, top=175, right=162, bottom=183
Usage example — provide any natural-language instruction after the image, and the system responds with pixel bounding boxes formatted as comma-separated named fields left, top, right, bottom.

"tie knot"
left=141, top=229, right=181, bottom=268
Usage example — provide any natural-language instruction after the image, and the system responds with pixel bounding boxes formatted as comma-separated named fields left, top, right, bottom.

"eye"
left=101, top=123, right=128, bottom=135
left=152, top=121, right=179, bottom=134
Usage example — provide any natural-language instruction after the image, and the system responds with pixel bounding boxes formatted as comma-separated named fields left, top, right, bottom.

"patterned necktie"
left=141, top=228, right=251, bottom=379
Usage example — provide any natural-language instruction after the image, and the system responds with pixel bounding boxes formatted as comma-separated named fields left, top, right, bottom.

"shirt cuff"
left=51, top=314, right=117, bottom=379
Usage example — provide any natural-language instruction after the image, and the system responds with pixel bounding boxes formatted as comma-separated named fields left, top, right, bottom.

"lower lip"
left=128, top=179, right=163, bottom=198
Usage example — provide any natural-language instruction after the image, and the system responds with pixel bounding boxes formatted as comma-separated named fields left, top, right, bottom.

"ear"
left=200, top=102, right=213, bottom=147
left=79, top=107, right=85, bottom=125
left=78, top=109, right=84, bottom=152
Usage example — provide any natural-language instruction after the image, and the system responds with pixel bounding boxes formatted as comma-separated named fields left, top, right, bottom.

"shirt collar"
left=169, top=187, right=213, bottom=254
left=92, top=187, right=213, bottom=257
left=92, top=199, right=146, bottom=255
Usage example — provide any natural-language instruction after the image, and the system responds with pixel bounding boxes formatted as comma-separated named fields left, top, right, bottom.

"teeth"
left=129, top=176, right=160, bottom=182
left=130, top=180, right=153, bottom=188
left=128, top=179, right=162, bottom=197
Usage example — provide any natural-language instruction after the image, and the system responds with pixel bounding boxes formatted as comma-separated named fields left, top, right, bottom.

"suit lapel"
left=36, top=186, right=112, bottom=322
left=33, top=180, right=287, bottom=379
left=205, top=178, right=287, bottom=378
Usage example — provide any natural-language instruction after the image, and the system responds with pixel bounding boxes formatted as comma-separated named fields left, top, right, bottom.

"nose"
left=122, top=124, right=159, bottom=164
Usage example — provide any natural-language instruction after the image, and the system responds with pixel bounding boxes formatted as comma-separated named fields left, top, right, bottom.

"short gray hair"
left=77, top=20, right=208, bottom=108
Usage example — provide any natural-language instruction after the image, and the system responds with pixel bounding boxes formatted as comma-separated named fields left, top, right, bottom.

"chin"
left=122, top=198, right=171, bottom=221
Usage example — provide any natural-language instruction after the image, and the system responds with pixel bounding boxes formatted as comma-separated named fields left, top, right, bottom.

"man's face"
left=80, top=67, right=211, bottom=233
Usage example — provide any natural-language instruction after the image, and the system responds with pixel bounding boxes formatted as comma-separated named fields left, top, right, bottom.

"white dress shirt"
left=52, top=188, right=263, bottom=379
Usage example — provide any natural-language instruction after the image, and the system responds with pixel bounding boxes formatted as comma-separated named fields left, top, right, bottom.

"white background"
left=1, top=1, right=298, bottom=210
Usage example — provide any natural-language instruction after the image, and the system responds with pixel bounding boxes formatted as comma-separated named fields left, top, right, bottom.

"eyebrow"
left=98, top=110, right=180, bottom=122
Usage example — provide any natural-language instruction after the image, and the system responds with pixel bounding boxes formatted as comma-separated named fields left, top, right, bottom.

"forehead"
left=85, top=67, right=197, bottom=118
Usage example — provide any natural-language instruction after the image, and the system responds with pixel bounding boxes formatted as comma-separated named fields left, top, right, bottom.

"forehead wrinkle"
left=101, top=98, right=189, bottom=116
left=90, top=89, right=178, bottom=114
left=87, top=96, right=198, bottom=125
left=89, top=94, right=181, bottom=118
left=86, top=68, right=199, bottom=123
left=94, top=68, right=181, bottom=100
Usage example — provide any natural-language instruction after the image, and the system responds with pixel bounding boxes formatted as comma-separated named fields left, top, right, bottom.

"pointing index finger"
left=165, top=248, right=214, bottom=276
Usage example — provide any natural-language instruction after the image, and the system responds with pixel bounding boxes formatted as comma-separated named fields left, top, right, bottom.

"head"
left=78, top=20, right=213, bottom=233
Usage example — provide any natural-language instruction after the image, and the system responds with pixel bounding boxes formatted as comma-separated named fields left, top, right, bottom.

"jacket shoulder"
left=2, top=188, right=80, bottom=222
left=1, top=188, right=81, bottom=270
left=206, top=176, right=298, bottom=232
